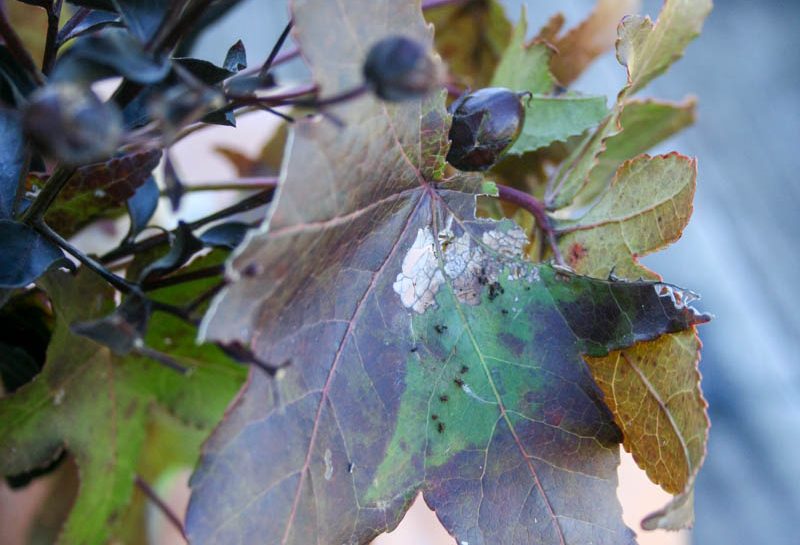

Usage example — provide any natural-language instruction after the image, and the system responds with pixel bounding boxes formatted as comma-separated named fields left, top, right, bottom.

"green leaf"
left=0, top=261, right=245, bottom=545
left=186, top=2, right=708, bottom=543
left=506, top=93, right=607, bottom=156
left=491, top=9, right=608, bottom=155
left=617, top=0, right=712, bottom=95
left=547, top=0, right=711, bottom=209
left=44, top=149, right=161, bottom=237
left=425, top=0, right=512, bottom=88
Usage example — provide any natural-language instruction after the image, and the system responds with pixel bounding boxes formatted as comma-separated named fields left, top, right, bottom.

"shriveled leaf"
left=0, top=265, right=245, bottom=545
left=215, top=119, right=290, bottom=177
left=0, top=108, right=26, bottom=219
left=425, top=0, right=512, bottom=88
left=558, top=153, right=695, bottom=278
left=547, top=0, right=710, bottom=209
left=187, top=2, right=708, bottom=544
left=0, top=220, right=66, bottom=288
left=549, top=0, right=641, bottom=86
left=557, top=153, right=708, bottom=530
left=617, top=0, right=712, bottom=95
left=46, top=149, right=162, bottom=236
left=491, top=11, right=608, bottom=155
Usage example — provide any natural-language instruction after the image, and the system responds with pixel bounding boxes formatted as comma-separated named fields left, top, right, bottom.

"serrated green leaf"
left=185, top=2, right=709, bottom=544
left=617, top=0, right=712, bottom=95
left=547, top=0, right=710, bottom=209
left=491, top=10, right=608, bottom=155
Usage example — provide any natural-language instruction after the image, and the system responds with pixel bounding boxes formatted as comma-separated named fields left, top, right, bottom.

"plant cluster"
left=0, top=0, right=712, bottom=544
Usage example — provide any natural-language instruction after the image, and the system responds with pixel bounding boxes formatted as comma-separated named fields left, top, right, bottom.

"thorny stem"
left=495, top=184, right=565, bottom=266
left=42, top=0, right=64, bottom=75
left=100, top=186, right=276, bottom=264
left=0, top=5, right=44, bottom=85
left=134, top=475, right=188, bottom=542
left=34, top=220, right=137, bottom=294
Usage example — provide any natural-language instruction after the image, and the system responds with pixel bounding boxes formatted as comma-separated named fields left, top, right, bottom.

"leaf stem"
left=495, top=184, right=565, bottom=266
left=259, top=19, right=293, bottom=78
left=168, top=178, right=279, bottom=194
left=56, top=7, right=90, bottom=46
left=141, top=264, right=224, bottom=291
left=101, top=187, right=275, bottom=264
left=134, top=474, right=188, bottom=542
left=41, top=0, right=64, bottom=75
left=20, top=166, right=76, bottom=224
left=34, top=220, right=136, bottom=293
left=0, top=4, right=44, bottom=85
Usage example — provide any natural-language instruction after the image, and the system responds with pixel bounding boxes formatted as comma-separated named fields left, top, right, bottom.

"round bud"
left=363, top=36, right=439, bottom=102
left=22, top=83, right=123, bottom=165
left=445, top=87, right=527, bottom=172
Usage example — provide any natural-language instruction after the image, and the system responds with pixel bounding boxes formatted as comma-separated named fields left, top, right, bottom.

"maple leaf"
left=187, top=1, right=709, bottom=544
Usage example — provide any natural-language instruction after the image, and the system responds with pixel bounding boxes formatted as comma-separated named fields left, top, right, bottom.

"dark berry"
left=363, top=36, right=439, bottom=101
left=446, top=87, right=527, bottom=171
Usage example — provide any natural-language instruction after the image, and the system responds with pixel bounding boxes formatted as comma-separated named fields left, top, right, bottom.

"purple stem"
left=134, top=475, right=188, bottom=542
left=495, top=184, right=566, bottom=266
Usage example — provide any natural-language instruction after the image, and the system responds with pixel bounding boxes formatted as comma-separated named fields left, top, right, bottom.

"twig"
left=169, top=178, right=279, bottom=194
left=134, top=474, right=188, bottom=542
left=34, top=220, right=136, bottom=293
left=42, top=0, right=64, bottom=74
left=259, top=19, right=293, bottom=78
left=142, top=264, right=224, bottom=291
left=20, top=166, right=76, bottom=224
left=0, top=5, right=44, bottom=85
left=100, top=187, right=276, bottom=264
left=495, top=184, right=565, bottom=266
left=421, top=0, right=467, bottom=10
left=184, top=280, right=225, bottom=314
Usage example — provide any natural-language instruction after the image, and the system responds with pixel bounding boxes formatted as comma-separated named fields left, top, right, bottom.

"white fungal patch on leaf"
left=393, top=216, right=531, bottom=313
left=324, top=448, right=333, bottom=480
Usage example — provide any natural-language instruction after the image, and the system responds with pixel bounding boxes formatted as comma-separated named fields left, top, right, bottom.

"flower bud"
left=446, top=87, right=527, bottom=171
left=363, top=36, right=439, bottom=101
left=22, top=83, right=123, bottom=165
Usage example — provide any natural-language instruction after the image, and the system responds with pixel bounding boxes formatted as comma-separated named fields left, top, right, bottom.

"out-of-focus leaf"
left=185, top=2, right=708, bottom=543
left=138, top=221, right=203, bottom=282
left=0, top=220, right=65, bottom=288
left=58, top=10, right=122, bottom=44
left=173, top=58, right=234, bottom=85
left=491, top=10, right=607, bottom=155
left=547, top=0, right=711, bottom=209
left=215, top=119, right=290, bottom=177
left=425, top=0, right=512, bottom=88
left=23, top=83, right=124, bottom=166
left=223, top=39, right=247, bottom=72
left=556, top=153, right=708, bottom=530
left=548, top=0, right=641, bottom=86
left=0, top=108, right=26, bottom=219
left=125, top=175, right=159, bottom=241
left=45, top=149, right=162, bottom=236
left=0, top=266, right=245, bottom=545
left=111, top=0, right=168, bottom=43
left=162, top=154, right=184, bottom=211
left=198, top=222, right=250, bottom=250
left=66, top=0, right=116, bottom=10
left=52, top=27, right=171, bottom=85
left=72, top=292, right=152, bottom=355
left=617, top=0, right=712, bottom=95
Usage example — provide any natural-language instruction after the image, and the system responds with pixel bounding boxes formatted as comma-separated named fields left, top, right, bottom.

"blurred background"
left=2, top=0, right=799, bottom=544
